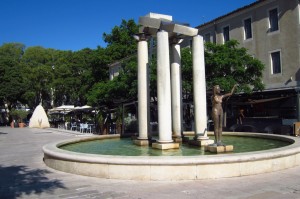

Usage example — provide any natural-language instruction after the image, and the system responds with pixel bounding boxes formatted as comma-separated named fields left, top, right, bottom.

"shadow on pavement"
left=0, top=165, right=66, bottom=199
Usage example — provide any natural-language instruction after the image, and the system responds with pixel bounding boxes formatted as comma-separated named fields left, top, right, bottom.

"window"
left=271, top=51, right=281, bottom=74
left=269, top=8, right=279, bottom=32
left=244, top=18, right=252, bottom=39
left=223, top=26, right=230, bottom=42
left=204, top=33, right=211, bottom=42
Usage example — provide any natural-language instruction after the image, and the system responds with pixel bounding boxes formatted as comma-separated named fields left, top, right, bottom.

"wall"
left=197, top=0, right=300, bottom=91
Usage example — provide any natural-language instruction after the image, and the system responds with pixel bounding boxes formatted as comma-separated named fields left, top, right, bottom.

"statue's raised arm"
left=223, top=84, right=238, bottom=98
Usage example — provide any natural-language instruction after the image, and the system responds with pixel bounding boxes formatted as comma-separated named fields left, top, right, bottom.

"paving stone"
left=0, top=127, right=300, bottom=199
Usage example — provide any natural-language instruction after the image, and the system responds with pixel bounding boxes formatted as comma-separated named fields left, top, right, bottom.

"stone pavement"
left=0, top=127, right=300, bottom=199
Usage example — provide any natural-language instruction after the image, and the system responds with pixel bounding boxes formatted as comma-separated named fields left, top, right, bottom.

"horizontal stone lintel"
left=139, top=16, right=198, bottom=37
left=161, top=22, right=198, bottom=36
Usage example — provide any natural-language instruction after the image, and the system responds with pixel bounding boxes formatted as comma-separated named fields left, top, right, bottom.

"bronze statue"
left=212, top=84, right=237, bottom=146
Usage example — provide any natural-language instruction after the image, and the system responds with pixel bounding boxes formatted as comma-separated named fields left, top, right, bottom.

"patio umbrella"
left=71, top=105, right=95, bottom=123
left=48, top=105, right=75, bottom=122
left=71, top=105, right=93, bottom=113
left=48, top=105, right=75, bottom=114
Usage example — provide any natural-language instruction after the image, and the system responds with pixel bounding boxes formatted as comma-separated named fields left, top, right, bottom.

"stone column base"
left=188, top=139, right=214, bottom=147
left=152, top=142, right=180, bottom=150
left=205, top=145, right=234, bottom=153
left=172, top=136, right=183, bottom=143
left=133, top=139, right=149, bottom=146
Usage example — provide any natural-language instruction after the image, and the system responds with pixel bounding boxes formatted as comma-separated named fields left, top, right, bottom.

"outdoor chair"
left=79, top=123, right=84, bottom=133
left=70, top=123, right=77, bottom=131
left=86, top=124, right=92, bottom=133
left=80, top=123, right=88, bottom=133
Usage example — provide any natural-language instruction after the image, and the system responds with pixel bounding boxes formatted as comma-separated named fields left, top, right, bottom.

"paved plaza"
left=0, top=127, right=300, bottom=199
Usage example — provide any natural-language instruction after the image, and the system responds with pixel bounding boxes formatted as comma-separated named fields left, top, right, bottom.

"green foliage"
left=87, top=81, right=113, bottom=106
left=114, top=105, right=123, bottom=125
left=21, top=46, right=57, bottom=108
left=181, top=48, right=193, bottom=101
left=86, top=19, right=139, bottom=107
left=175, top=41, right=264, bottom=103
left=0, top=19, right=139, bottom=111
left=0, top=43, right=26, bottom=108
left=103, top=19, right=138, bottom=61
left=10, top=109, right=28, bottom=122
left=0, top=19, right=264, bottom=116
left=96, top=109, right=105, bottom=126
left=114, top=57, right=138, bottom=98
left=205, top=40, right=264, bottom=93
left=87, top=56, right=138, bottom=106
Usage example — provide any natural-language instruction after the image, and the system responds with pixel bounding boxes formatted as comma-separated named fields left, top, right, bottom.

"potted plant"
left=10, top=109, right=28, bottom=128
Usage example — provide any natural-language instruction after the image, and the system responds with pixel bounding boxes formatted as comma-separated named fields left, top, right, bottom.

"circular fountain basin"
left=59, top=135, right=290, bottom=156
left=43, top=132, right=300, bottom=181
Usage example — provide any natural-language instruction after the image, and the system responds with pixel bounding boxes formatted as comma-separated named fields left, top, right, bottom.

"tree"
left=21, top=46, right=56, bottom=108
left=180, top=40, right=265, bottom=97
left=204, top=40, right=265, bottom=126
left=205, top=40, right=264, bottom=93
left=87, top=56, right=137, bottom=107
left=103, top=19, right=138, bottom=61
left=87, top=19, right=139, bottom=107
left=90, top=46, right=109, bottom=83
left=0, top=43, right=26, bottom=110
left=181, top=48, right=193, bottom=102
left=112, top=57, right=137, bottom=101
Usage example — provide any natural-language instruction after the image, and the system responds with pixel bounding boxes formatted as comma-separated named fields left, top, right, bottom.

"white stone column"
left=134, top=34, right=149, bottom=146
left=156, top=30, right=173, bottom=143
left=192, top=35, right=210, bottom=140
left=170, top=38, right=183, bottom=141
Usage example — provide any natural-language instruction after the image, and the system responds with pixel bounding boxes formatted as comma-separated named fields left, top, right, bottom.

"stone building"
left=188, top=0, right=300, bottom=133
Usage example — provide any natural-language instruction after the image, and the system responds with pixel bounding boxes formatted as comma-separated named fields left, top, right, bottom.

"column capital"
left=133, top=33, right=151, bottom=41
left=192, top=34, right=203, bottom=39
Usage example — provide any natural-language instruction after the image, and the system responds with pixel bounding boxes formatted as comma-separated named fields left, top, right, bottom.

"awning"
left=70, top=105, right=94, bottom=113
left=236, top=96, right=291, bottom=105
left=48, top=105, right=75, bottom=114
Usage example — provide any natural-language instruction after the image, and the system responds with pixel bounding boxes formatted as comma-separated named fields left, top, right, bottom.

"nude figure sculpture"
left=212, top=84, right=237, bottom=146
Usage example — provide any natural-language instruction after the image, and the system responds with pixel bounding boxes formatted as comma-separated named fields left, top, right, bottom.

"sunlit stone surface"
left=29, top=105, right=50, bottom=128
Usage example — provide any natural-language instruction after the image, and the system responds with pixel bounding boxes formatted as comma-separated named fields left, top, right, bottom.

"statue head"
left=213, top=85, right=220, bottom=95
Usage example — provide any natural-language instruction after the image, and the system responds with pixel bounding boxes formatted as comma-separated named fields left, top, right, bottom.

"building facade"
left=192, top=0, right=300, bottom=131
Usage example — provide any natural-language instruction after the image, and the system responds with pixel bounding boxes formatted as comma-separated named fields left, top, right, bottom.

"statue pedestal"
left=188, top=139, right=214, bottom=147
left=152, top=142, right=180, bottom=150
left=133, top=139, right=149, bottom=146
left=172, top=136, right=183, bottom=143
left=205, top=145, right=234, bottom=153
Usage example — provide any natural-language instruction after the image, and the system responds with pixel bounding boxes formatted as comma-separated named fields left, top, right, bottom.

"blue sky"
left=0, top=0, right=257, bottom=51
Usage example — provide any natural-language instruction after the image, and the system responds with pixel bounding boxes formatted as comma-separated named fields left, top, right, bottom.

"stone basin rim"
left=43, top=132, right=300, bottom=166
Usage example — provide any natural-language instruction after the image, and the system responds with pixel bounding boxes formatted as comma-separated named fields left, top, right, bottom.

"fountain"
left=43, top=132, right=300, bottom=180
left=59, top=134, right=291, bottom=156
left=43, top=13, right=300, bottom=180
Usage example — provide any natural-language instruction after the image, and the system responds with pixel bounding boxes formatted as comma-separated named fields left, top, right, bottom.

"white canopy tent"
left=48, top=105, right=75, bottom=115
left=72, top=105, right=93, bottom=112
